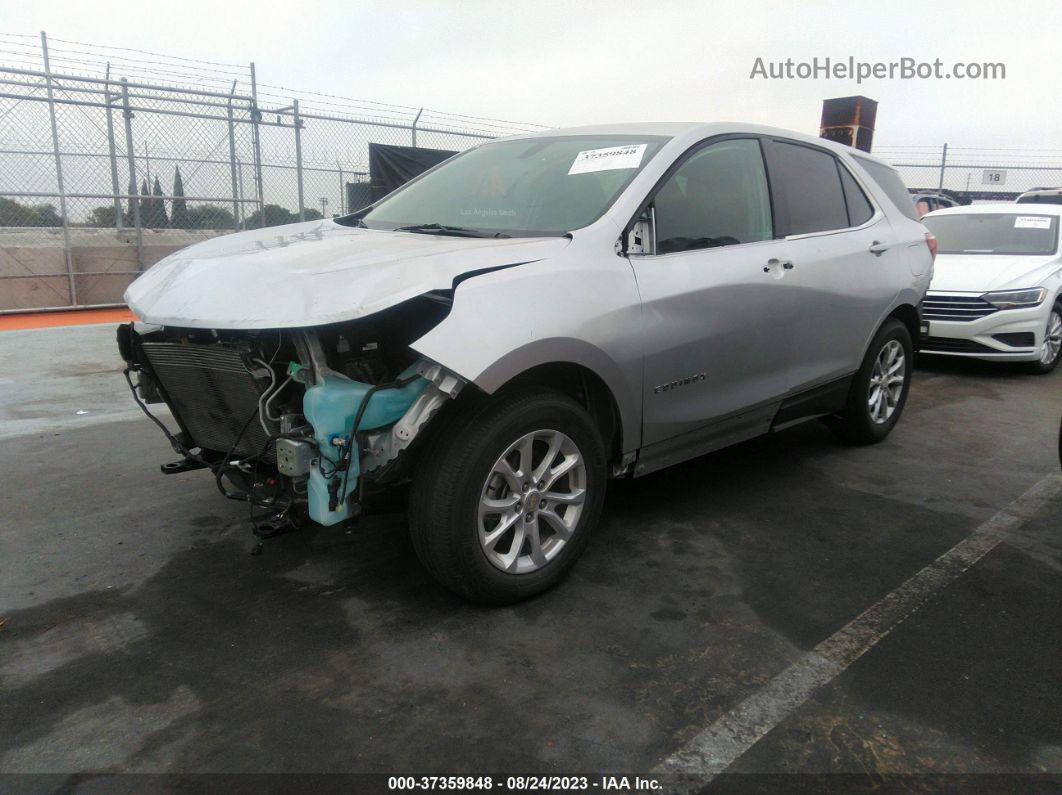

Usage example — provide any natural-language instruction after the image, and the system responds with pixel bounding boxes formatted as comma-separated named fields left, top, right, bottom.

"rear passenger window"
left=766, top=141, right=849, bottom=235
left=837, top=163, right=874, bottom=226
left=652, top=138, right=773, bottom=255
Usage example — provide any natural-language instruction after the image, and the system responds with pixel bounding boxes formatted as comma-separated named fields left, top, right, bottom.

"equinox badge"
left=654, top=373, right=707, bottom=394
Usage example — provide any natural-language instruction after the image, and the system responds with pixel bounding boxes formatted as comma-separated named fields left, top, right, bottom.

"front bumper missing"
left=302, top=359, right=465, bottom=527
left=119, top=321, right=466, bottom=528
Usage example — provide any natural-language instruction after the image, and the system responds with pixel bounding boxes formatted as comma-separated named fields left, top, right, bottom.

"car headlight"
left=981, top=287, right=1048, bottom=309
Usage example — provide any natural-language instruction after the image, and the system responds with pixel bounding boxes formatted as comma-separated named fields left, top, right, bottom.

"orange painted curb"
left=0, top=308, right=136, bottom=332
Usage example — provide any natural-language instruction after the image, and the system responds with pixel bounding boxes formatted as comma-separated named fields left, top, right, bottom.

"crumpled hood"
left=929, top=253, right=1062, bottom=292
left=125, top=219, right=570, bottom=329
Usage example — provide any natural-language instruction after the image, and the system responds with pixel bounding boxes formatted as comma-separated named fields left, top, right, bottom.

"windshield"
left=922, top=213, right=1060, bottom=256
left=359, top=135, right=669, bottom=236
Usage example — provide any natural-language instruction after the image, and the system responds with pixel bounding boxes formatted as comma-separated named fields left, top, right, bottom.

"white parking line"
left=654, top=471, right=1062, bottom=784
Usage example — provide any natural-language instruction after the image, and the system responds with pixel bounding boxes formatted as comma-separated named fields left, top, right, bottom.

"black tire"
left=1021, top=300, right=1062, bottom=375
left=830, top=319, right=913, bottom=445
left=408, top=386, right=607, bottom=605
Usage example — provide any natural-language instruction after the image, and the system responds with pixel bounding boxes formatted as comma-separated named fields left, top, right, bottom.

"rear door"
left=761, top=138, right=901, bottom=391
left=629, top=136, right=799, bottom=448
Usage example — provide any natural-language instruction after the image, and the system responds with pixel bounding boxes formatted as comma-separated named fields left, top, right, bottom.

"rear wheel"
left=409, top=387, right=606, bottom=604
left=1023, top=301, right=1062, bottom=375
left=830, top=319, right=913, bottom=445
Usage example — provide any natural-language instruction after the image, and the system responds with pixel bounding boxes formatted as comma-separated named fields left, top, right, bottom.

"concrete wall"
left=0, top=227, right=230, bottom=311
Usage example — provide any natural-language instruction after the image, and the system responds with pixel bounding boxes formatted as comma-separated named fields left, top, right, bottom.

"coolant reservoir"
left=303, top=363, right=429, bottom=525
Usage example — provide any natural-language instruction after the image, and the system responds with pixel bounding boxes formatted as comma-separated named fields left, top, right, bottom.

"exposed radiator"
left=140, top=341, right=275, bottom=460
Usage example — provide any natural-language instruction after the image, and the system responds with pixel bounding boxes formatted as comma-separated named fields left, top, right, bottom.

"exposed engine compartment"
left=117, top=293, right=462, bottom=537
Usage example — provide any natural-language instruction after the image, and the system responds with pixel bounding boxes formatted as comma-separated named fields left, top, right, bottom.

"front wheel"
left=1022, top=301, right=1062, bottom=375
left=409, top=387, right=606, bottom=604
left=829, top=319, right=913, bottom=445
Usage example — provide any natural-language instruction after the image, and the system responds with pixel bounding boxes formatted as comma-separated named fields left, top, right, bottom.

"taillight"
left=925, top=230, right=937, bottom=261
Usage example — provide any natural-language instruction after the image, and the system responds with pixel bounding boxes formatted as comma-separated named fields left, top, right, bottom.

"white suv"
left=920, top=204, right=1062, bottom=373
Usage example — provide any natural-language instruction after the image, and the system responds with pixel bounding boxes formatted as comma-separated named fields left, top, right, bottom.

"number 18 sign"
left=982, top=169, right=1007, bottom=186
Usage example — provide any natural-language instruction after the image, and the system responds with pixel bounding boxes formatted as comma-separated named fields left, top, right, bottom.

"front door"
left=629, top=137, right=798, bottom=450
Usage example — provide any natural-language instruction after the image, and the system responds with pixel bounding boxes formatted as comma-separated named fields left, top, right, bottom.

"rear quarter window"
left=852, top=156, right=920, bottom=221
left=837, top=163, right=875, bottom=226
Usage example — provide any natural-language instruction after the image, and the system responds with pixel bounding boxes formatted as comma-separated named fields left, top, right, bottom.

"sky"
left=4, top=0, right=1061, bottom=151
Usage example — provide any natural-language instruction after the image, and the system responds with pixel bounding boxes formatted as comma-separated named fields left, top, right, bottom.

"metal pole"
left=411, top=107, right=423, bottom=147
left=938, top=143, right=948, bottom=191
left=40, top=31, right=78, bottom=306
left=120, top=79, right=144, bottom=270
left=338, top=161, right=345, bottom=215
left=249, top=62, right=265, bottom=225
left=236, top=159, right=245, bottom=227
left=226, top=81, right=240, bottom=231
left=293, top=98, right=305, bottom=222
left=103, top=63, right=122, bottom=229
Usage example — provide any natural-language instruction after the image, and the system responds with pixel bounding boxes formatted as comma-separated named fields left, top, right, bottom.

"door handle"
left=869, top=241, right=889, bottom=256
left=763, top=258, right=794, bottom=273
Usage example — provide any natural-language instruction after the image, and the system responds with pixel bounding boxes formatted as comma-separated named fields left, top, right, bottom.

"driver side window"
left=653, top=138, right=773, bottom=255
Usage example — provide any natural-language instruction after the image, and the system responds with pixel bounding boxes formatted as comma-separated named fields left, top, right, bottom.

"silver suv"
left=118, top=122, right=934, bottom=603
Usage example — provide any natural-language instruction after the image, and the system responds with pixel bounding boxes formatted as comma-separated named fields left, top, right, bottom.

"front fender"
left=414, top=334, right=640, bottom=454
left=409, top=250, right=644, bottom=452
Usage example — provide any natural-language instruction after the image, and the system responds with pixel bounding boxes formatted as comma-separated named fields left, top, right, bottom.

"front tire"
left=831, top=319, right=913, bottom=445
left=409, top=387, right=607, bottom=604
left=1022, top=300, right=1062, bottom=375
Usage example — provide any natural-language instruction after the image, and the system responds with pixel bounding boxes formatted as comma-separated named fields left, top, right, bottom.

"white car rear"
left=920, top=204, right=1062, bottom=373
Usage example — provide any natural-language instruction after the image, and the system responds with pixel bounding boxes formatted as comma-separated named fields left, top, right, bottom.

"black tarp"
left=368, top=143, right=457, bottom=202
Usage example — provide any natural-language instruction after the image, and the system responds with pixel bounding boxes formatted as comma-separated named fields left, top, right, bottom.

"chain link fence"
left=0, top=32, right=546, bottom=312
left=6, top=33, right=1062, bottom=313
left=877, top=145, right=1062, bottom=202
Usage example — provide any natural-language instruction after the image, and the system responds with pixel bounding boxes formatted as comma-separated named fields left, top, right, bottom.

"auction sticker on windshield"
left=1014, top=216, right=1052, bottom=229
left=568, top=143, right=648, bottom=175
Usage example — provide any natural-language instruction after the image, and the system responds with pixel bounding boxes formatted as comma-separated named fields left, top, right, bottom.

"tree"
left=243, top=204, right=322, bottom=229
left=171, top=166, right=189, bottom=229
left=0, top=198, right=62, bottom=227
left=150, top=176, right=168, bottom=228
left=33, top=203, right=62, bottom=227
left=88, top=206, right=118, bottom=228
left=124, top=179, right=137, bottom=227
left=243, top=204, right=295, bottom=228
left=139, top=179, right=151, bottom=227
left=0, top=197, right=36, bottom=226
left=186, top=204, right=235, bottom=229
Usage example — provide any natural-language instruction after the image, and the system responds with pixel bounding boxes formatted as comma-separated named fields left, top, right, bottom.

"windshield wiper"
left=393, top=223, right=510, bottom=239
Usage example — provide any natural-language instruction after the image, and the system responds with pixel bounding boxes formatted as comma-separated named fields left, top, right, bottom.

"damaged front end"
left=117, top=294, right=464, bottom=536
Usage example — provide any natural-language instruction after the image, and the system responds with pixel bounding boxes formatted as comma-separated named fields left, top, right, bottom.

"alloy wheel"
left=1040, top=309, right=1062, bottom=365
left=478, top=429, right=587, bottom=574
left=868, top=339, right=906, bottom=424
